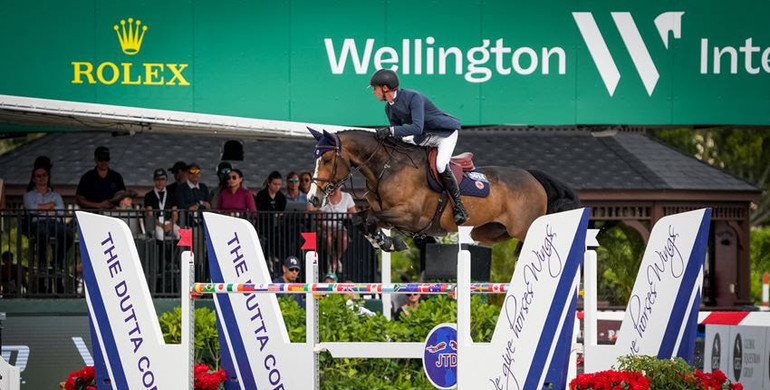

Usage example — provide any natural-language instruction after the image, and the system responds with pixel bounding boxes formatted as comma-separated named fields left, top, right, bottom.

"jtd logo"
left=573, top=11, right=684, bottom=96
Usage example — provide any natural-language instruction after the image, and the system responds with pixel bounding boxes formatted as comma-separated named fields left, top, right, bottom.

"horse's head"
left=307, top=128, right=353, bottom=208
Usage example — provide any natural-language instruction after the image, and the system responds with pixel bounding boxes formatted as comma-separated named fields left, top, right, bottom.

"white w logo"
left=573, top=11, right=684, bottom=96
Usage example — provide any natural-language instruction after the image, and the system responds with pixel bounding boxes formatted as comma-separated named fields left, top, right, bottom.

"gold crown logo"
left=113, top=18, right=148, bottom=55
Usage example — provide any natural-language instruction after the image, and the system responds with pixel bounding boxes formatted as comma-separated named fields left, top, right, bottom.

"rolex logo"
left=114, top=18, right=148, bottom=55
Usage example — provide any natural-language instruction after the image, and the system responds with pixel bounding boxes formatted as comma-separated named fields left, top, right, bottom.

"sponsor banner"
left=2, top=1, right=770, bottom=125
left=76, top=211, right=187, bottom=389
left=613, top=209, right=710, bottom=361
left=202, top=212, right=312, bottom=389
left=704, top=325, right=731, bottom=374
left=765, top=328, right=770, bottom=390
left=464, top=208, right=587, bottom=389
left=423, top=324, right=458, bottom=389
left=728, top=326, right=767, bottom=388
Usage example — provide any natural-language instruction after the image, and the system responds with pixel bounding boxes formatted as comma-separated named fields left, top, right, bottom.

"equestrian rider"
left=369, top=68, right=468, bottom=225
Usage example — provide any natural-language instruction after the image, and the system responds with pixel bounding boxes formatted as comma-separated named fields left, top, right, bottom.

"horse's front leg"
left=352, top=209, right=408, bottom=252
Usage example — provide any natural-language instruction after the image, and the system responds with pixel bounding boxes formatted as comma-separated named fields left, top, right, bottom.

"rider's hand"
left=375, top=127, right=392, bottom=140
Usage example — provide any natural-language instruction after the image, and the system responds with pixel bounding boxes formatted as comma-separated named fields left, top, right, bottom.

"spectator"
left=318, top=187, right=357, bottom=274
left=110, top=189, right=142, bottom=238
left=272, top=256, right=305, bottom=309
left=1, top=251, right=27, bottom=295
left=255, top=171, right=286, bottom=264
left=210, top=162, right=232, bottom=211
left=217, top=168, right=256, bottom=214
left=322, top=272, right=338, bottom=283
left=285, top=171, right=308, bottom=203
left=343, top=279, right=376, bottom=317
left=145, top=168, right=179, bottom=241
left=394, top=292, right=421, bottom=320
left=144, top=168, right=179, bottom=293
left=23, top=156, right=74, bottom=292
left=255, top=171, right=287, bottom=212
left=166, top=161, right=188, bottom=207
left=390, top=272, right=411, bottom=319
left=175, top=163, right=211, bottom=227
left=76, top=146, right=126, bottom=209
left=299, top=171, right=313, bottom=195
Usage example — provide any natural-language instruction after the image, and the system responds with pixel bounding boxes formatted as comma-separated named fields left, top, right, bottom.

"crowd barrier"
left=76, top=207, right=722, bottom=389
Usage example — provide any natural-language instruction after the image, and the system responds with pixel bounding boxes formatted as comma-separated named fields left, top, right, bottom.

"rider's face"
left=372, top=85, right=387, bottom=102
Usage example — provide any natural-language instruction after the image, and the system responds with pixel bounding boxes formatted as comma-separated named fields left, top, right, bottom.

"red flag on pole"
left=300, top=232, right=317, bottom=251
left=177, top=228, right=193, bottom=248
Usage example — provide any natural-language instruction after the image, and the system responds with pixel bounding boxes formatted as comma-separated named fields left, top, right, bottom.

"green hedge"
left=160, top=294, right=500, bottom=389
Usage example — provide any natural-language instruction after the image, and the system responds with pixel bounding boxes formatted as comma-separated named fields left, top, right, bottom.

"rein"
left=313, top=133, right=390, bottom=203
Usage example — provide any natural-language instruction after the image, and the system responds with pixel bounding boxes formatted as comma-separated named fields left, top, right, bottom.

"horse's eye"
left=322, top=156, right=332, bottom=163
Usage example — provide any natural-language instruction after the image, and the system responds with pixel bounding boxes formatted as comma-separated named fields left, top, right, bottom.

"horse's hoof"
left=392, top=236, right=409, bottom=251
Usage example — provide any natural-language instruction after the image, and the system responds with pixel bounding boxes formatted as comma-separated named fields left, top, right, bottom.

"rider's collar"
left=388, top=90, right=398, bottom=105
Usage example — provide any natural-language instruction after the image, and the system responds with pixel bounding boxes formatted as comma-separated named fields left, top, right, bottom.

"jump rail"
left=192, top=282, right=510, bottom=295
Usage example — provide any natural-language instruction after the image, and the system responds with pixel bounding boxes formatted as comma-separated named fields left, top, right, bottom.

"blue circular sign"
left=423, top=323, right=457, bottom=389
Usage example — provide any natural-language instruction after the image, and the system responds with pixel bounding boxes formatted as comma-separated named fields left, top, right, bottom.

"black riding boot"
left=439, top=165, right=468, bottom=225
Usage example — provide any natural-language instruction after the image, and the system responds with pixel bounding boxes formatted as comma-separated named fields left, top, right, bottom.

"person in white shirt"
left=318, top=187, right=357, bottom=274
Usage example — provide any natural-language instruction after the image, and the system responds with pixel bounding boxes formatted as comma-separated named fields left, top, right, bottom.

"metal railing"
left=0, top=208, right=378, bottom=298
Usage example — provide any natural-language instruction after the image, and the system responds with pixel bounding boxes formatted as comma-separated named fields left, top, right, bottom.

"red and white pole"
left=762, top=272, right=769, bottom=308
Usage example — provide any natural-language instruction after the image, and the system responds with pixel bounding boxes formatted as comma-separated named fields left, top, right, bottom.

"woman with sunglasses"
left=285, top=171, right=308, bottom=203
left=216, top=168, right=256, bottom=214
left=394, top=292, right=421, bottom=321
left=299, top=172, right=313, bottom=195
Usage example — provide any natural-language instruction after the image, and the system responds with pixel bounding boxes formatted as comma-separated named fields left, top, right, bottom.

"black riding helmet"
left=369, top=69, right=399, bottom=90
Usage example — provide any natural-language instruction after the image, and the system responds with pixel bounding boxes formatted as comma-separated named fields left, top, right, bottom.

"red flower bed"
left=683, top=369, right=744, bottom=390
left=194, top=363, right=227, bottom=390
left=60, top=365, right=95, bottom=390
left=60, top=364, right=226, bottom=390
left=570, top=370, right=650, bottom=390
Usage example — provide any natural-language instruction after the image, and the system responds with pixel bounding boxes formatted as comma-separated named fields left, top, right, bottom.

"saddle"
left=426, top=148, right=489, bottom=198
left=427, top=148, right=475, bottom=184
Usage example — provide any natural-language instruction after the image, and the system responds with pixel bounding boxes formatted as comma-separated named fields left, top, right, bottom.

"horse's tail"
left=527, top=170, right=581, bottom=214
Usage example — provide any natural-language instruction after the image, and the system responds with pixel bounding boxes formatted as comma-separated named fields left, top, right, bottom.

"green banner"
left=2, top=0, right=769, bottom=125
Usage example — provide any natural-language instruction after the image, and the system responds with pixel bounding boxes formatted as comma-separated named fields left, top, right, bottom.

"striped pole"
left=763, top=272, right=769, bottom=308
left=192, top=282, right=509, bottom=295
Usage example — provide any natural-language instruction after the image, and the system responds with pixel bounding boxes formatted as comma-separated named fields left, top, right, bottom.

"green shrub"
left=158, top=306, right=220, bottom=369
left=750, top=227, right=770, bottom=304
left=615, top=355, right=695, bottom=389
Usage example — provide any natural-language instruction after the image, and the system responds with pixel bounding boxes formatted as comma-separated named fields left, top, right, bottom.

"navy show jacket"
left=385, top=89, right=461, bottom=143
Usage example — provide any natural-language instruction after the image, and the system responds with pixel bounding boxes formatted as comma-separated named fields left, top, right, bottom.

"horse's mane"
left=337, top=129, right=424, bottom=160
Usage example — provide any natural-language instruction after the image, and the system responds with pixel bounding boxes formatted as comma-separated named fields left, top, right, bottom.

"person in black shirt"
left=255, top=171, right=286, bottom=265
left=165, top=161, right=188, bottom=208
left=175, top=163, right=210, bottom=227
left=145, top=168, right=178, bottom=241
left=76, top=146, right=126, bottom=209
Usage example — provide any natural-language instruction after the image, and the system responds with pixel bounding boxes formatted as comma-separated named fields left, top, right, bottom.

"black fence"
left=0, top=208, right=379, bottom=298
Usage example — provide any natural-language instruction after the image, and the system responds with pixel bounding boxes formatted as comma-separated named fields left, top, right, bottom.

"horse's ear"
left=308, top=127, right=323, bottom=141
left=322, top=130, right=337, bottom=146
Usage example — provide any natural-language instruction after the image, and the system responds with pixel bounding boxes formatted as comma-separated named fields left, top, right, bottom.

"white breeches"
left=419, top=130, right=458, bottom=173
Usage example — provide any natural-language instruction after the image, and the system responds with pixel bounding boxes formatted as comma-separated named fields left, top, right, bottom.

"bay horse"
left=308, top=128, right=580, bottom=251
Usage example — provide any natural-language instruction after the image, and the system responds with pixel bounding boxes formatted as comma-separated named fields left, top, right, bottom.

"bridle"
left=312, top=132, right=390, bottom=203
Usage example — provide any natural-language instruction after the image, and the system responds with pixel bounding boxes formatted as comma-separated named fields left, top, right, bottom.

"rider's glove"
left=375, top=127, right=392, bottom=140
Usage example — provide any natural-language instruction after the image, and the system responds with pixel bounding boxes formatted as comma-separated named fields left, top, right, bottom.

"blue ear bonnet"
left=308, top=127, right=339, bottom=159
